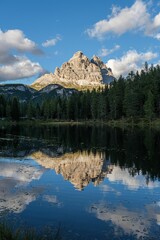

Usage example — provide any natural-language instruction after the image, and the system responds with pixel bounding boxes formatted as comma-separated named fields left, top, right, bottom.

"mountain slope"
left=0, top=84, right=36, bottom=101
left=32, top=84, right=78, bottom=103
left=31, top=51, right=114, bottom=90
left=0, top=83, right=77, bottom=102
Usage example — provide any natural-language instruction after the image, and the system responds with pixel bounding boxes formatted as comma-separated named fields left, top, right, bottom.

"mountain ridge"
left=0, top=51, right=114, bottom=100
left=31, top=51, right=114, bottom=90
left=0, top=83, right=77, bottom=103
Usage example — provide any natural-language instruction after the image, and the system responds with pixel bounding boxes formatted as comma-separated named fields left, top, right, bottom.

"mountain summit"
left=31, top=51, right=114, bottom=90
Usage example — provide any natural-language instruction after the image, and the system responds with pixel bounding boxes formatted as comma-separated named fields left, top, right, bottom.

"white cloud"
left=107, top=165, right=160, bottom=189
left=0, top=159, right=44, bottom=213
left=89, top=202, right=160, bottom=238
left=0, top=56, right=43, bottom=81
left=0, top=28, right=43, bottom=81
left=0, top=180, right=38, bottom=213
left=43, top=195, right=63, bottom=207
left=155, top=33, right=160, bottom=40
left=99, top=45, right=120, bottom=57
left=110, top=5, right=121, bottom=17
left=43, top=195, right=58, bottom=204
left=153, top=13, right=160, bottom=28
left=106, top=50, right=158, bottom=77
left=0, top=29, right=41, bottom=55
left=0, top=159, right=44, bottom=184
left=86, top=0, right=160, bottom=40
left=100, top=184, right=121, bottom=195
left=87, top=0, right=149, bottom=39
left=42, top=35, right=61, bottom=47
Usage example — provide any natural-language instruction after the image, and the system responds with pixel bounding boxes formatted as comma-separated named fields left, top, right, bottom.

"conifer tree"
left=11, top=97, right=20, bottom=121
left=144, top=90, right=155, bottom=120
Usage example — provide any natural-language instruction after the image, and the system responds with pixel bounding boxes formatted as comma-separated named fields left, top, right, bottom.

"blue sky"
left=0, top=0, right=160, bottom=84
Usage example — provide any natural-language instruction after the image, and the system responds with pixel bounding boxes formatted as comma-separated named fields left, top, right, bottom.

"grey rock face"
left=31, top=51, right=114, bottom=90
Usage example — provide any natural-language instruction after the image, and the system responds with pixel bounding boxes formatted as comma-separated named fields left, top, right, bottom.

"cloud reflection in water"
left=0, top=159, right=45, bottom=213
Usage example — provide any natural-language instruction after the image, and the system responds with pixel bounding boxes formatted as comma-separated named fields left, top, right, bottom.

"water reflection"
left=43, top=195, right=62, bottom=207
left=0, top=159, right=44, bottom=184
left=31, top=151, right=110, bottom=190
left=106, top=166, right=160, bottom=189
left=89, top=201, right=160, bottom=239
left=0, top=159, right=44, bottom=213
left=0, top=125, right=160, bottom=239
left=0, top=125, right=160, bottom=189
left=0, top=125, right=160, bottom=181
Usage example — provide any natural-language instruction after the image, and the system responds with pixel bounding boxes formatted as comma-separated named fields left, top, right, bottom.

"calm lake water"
left=0, top=125, right=160, bottom=240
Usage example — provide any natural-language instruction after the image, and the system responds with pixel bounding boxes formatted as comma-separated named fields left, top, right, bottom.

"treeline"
left=0, top=63, right=160, bottom=121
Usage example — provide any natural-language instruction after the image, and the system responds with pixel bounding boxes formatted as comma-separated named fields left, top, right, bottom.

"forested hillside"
left=0, top=63, right=160, bottom=121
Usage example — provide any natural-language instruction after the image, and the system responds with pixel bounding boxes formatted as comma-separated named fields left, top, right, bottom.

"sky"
left=0, top=0, right=160, bottom=85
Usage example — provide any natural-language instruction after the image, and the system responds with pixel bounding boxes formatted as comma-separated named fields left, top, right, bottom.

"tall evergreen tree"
left=144, top=90, right=155, bottom=120
left=11, top=97, right=20, bottom=121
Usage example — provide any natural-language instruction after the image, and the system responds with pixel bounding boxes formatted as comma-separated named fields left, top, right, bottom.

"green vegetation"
left=1, top=63, right=160, bottom=123
left=0, top=222, right=61, bottom=240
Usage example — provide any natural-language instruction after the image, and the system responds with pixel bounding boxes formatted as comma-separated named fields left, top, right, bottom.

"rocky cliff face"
left=31, top=51, right=114, bottom=90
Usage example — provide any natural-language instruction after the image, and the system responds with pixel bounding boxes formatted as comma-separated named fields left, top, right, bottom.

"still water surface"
left=0, top=125, right=160, bottom=239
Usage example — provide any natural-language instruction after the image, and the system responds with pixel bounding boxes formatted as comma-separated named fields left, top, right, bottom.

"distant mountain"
left=33, top=84, right=77, bottom=103
left=31, top=51, right=114, bottom=90
left=0, top=51, right=114, bottom=101
left=0, top=84, right=35, bottom=101
left=0, top=83, right=77, bottom=102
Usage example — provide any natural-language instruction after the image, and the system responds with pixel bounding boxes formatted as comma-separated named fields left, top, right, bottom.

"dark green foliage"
left=109, top=77, right=125, bottom=119
left=144, top=90, right=155, bottom=120
left=1, top=63, right=160, bottom=121
left=27, top=102, right=35, bottom=119
left=0, top=95, right=6, bottom=118
left=11, top=97, right=20, bottom=121
left=0, top=222, right=61, bottom=240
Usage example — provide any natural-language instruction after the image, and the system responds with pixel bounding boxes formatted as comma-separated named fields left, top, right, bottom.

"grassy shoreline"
left=0, top=118, right=160, bottom=128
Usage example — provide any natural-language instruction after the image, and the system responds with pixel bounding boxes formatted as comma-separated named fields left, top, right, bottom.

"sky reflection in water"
left=0, top=125, right=160, bottom=240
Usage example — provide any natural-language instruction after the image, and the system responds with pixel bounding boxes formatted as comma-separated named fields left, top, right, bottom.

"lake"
left=0, top=124, right=160, bottom=240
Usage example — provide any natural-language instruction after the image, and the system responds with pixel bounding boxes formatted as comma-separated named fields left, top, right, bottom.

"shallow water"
left=0, top=125, right=160, bottom=239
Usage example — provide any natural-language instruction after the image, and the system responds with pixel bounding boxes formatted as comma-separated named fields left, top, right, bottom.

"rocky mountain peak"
left=31, top=51, right=114, bottom=90
left=71, top=51, right=84, bottom=59
left=91, top=55, right=104, bottom=68
left=69, top=51, right=90, bottom=66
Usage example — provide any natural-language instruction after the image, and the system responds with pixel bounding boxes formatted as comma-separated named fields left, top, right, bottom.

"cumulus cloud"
left=0, top=179, right=39, bottom=213
left=0, top=160, right=44, bottom=183
left=98, top=45, right=120, bottom=57
left=0, top=159, right=44, bottom=213
left=43, top=195, right=63, bottom=207
left=0, top=56, right=43, bottom=81
left=0, top=29, right=42, bottom=55
left=89, top=202, right=160, bottom=238
left=86, top=0, right=160, bottom=40
left=0, top=28, right=43, bottom=82
left=106, top=50, right=158, bottom=77
left=42, top=35, right=61, bottom=47
left=107, top=165, right=160, bottom=189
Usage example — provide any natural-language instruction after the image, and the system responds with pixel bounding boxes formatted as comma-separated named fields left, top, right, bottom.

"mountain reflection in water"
left=31, top=151, right=111, bottom=190
left=0, top=125, right=160, bottom=239
left=0, top=124, right=160, bottom=184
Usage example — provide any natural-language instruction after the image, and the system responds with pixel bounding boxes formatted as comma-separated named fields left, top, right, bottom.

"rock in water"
left=31, top=51, right=114, bottom=90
